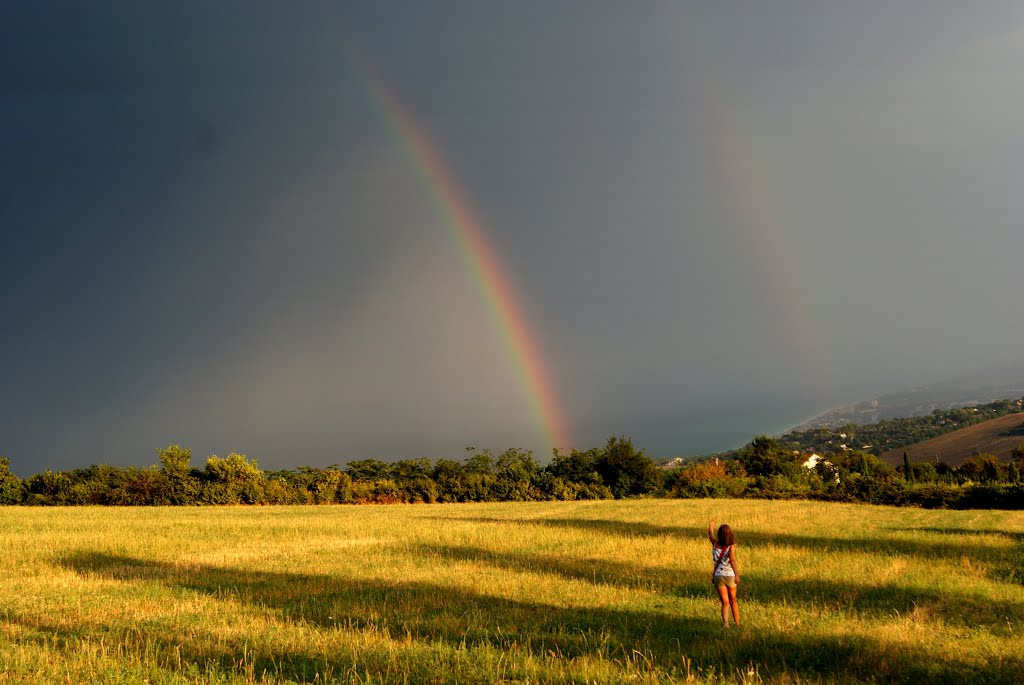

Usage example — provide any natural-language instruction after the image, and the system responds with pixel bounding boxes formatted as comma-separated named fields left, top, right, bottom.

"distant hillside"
left=879, top=413, right=1024, bottom=467
left=797, top=360, right=1024, bottom=429
left=779, top=398, right=1024, bottom=458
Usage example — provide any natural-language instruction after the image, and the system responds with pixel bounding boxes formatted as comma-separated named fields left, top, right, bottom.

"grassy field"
left=1, top=500, right=1023, bottom=684
left=880, top=412, right=1024, bottom=466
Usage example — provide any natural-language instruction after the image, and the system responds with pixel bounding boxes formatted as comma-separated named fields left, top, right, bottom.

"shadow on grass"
left=440, top=515, right=1017, bottom=566
left=45, top=550, right=1024, bottom=684
left=420, top=543, right=1024, bottom=628
left=895, top=526, right=1024, bottom=543
left=56, top=550, right=714, bottom=681
left=6, top=610, right=363, bottom=684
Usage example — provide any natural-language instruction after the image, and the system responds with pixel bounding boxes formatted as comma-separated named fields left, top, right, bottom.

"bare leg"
left=716, top=585, right=731, bottom=627
left=727, top=584, right=740, bottom=625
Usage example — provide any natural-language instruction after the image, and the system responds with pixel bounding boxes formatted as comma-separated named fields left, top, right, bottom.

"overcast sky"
left=3, top=2, right=1023, bottom=473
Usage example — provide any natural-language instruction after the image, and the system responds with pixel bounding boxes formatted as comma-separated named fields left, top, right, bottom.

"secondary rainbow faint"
left=349, top=50, right=573, bottom=454
left=674, top=18, right=830, bottom=399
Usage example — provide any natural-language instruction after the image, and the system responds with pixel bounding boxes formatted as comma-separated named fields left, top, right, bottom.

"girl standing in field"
left=708, top=518, right=740, bottom=627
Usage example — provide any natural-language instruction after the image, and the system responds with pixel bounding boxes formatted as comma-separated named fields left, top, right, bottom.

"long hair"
left=717, top=524, right=735, bottom=547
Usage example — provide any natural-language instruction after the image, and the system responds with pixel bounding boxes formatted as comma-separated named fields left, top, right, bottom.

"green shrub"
left=749, top=474, right=815, bottom=500
left=737, top=436, right=801, bottom=479
left=957, top=484, right=1024, bottom=510
left=575, top=482, right=614, bottom=500
left=904, top=483, right=963, bottom=509
left=407, top=477, right=439, bottom=504
left=667, top=460, right=749, bottom=498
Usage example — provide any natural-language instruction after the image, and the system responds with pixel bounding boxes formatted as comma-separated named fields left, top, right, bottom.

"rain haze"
left=2, top=2, right=1023, bottom=473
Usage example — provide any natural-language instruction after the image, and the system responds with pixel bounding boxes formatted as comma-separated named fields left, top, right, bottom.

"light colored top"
left=712, top=545, right=735, bottom=577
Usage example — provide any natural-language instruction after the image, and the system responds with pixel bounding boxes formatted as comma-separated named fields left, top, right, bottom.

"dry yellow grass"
left=1, top=500, right=1022, bottom=683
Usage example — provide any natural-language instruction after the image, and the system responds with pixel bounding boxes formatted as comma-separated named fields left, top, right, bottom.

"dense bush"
left=201, top=453, right=267, bottom=505
left=665, top=461, right=748, bottom=499
left=955, top=483, right=1024, bottom=510
left=595, top=436, right=662, bottom=498
left=738, top=436, right=802, bottom=479
left=904, top=483, right=965, bottom=509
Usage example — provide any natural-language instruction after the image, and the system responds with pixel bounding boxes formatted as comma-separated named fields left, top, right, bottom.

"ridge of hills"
left=877, top=413, right=1024, bottom=467
left=777, top=397, right=1024, bottom=466
left=796, top=360, right=1024, bottom=430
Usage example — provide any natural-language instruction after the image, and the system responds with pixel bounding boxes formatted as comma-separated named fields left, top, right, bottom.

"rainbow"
left=676, top=22, right=830, bottom=398
left=705, top=101, right=828, bottom=394
left=350, top=53, right=573, bottom=452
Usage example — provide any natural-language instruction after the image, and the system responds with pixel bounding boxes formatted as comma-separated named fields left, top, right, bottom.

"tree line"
left=1, top=434, right=1022, bottom=509
left=667, top=436, right=1024, bottom=509
left=0, top=437, right=659, bottom=506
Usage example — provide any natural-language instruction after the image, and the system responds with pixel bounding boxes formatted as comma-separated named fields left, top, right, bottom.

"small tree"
left=391, top=458, right=433, bottom=484
left=903, top=451, right=915, bottom=484
left=344, top=459, right=391, bottom=482
left=463, top=449, right=495, bottom=476
left=912, top=461, right=937, bottom=483
left=26, top=470, right=74, bottom=505
left=492, top=448, right=540, bottom=501
left=461, top=449, right=498, bottom=501
left=120, top=466, right=162, bottom=505
left=431, top=459, right=466, bottom=502
left=959, top=453, right=1002, bottom=484
left=158, top=444, right=199, bottom=504
left=737, top=436, right=800, bottom=479
left=203, top=452, right=265, bottom=504
left=1008, top=462, right=1020, bottom=485
left=595, top=435, right=661, bottom=498
left=545, top=448, right=603, bottom=486
left=0, top=457, right=24, bottom=505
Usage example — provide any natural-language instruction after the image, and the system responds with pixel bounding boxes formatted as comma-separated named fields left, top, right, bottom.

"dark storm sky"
left=3, top=2, right=1023, bottom=473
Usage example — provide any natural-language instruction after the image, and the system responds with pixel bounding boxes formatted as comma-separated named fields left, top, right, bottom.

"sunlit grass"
left=1, top=500, right=1022, bottom=683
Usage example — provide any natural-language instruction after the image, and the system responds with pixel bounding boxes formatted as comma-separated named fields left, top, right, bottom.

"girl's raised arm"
left=708, top=519, right=717, bottom=545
